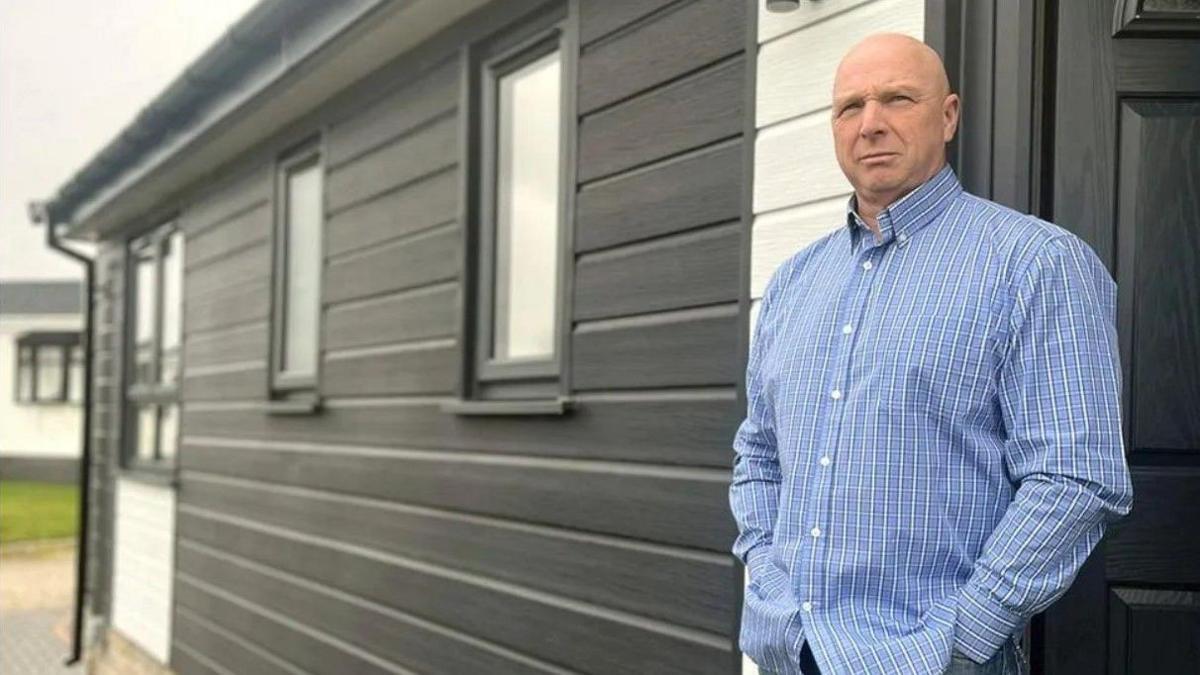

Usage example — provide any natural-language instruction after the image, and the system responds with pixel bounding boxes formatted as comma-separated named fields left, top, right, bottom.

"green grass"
left=0, top=481, right=79, bottom=544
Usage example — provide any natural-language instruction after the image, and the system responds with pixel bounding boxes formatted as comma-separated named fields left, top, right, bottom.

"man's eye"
left=838, top=102, right=862, bottom=116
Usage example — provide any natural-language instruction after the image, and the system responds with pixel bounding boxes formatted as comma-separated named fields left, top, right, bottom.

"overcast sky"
left=0, top=0, right=258, bottom=281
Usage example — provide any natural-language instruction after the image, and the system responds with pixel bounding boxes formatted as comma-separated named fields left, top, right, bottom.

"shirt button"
left=842, top=324, right=853, bottom=334
left=862, top=260, right=873, bottom=270
left=897, top=232, right=909, bottom=243
left=830, top=389, right=842, bottom=400
left=811, top=527, right=822, bottom=538
left=820, top=456, right=831, bottom=467
left=802, top=601, right=813, bottom=612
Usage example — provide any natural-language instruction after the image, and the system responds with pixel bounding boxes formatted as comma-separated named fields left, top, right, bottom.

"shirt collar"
left=844, top=164, right=962, bottom=251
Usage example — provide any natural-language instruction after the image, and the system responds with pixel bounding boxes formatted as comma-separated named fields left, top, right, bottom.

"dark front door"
left=1045, top=1, right=1200, bottom=673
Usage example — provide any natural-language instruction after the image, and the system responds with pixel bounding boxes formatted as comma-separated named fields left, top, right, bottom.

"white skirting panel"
left=111, top=477, right=176, bottom=664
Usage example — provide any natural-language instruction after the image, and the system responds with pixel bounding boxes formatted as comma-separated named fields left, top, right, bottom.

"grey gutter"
left=41, top=0, right=387, bottom=231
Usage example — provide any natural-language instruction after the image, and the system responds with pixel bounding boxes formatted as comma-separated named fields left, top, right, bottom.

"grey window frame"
left=123, top=221, right=183, bottom=471
left=13, top=332, right=80, bottom=405
left=451, top=2, right=577, bottom=413
left=269, top=138, right=325, bottom=407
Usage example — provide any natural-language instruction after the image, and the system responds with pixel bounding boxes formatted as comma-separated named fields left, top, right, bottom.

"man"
left=729, top=33, right=1133, bottom=675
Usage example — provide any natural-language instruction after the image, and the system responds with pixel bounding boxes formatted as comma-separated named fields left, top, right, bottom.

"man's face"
left=831, top=38, right=958, bottom=205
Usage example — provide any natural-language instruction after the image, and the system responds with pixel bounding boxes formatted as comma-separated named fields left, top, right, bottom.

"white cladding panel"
left=757, top=0, right=926, bottom=128
left=111, top=477, right=176, bottom=664
left=751, top=0, right=924, bottom=300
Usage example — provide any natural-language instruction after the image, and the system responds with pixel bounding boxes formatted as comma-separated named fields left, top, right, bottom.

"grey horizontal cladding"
left=176, top=543, right=583, bottom=675
left=574, top=221, right=741, bottom=321
left=573, top=304, right=740, bottom=390
left=575, top=138, right=741, bottom=252
left=323, top=341, right=457, bottom=397
left=184, top=366, right=266, bottom=402
left=92, top=419, right=115, bottom=439
left=324, top=166, right=458, bottom=258
left=93, top=353, right=114, bottom=380
left=174, top=576, right=400, bottom=675
left=177, top=527, right=733, bottom=675
left=185, top=202, right=270, bottom=272
left=0, top=280, right=82, bottom=315
left=187, top=279, right=270, bottom=333
left=180, top=476, right=736, bottom=635
left=92, top=384, right=115, bottom=405
left=171, top=648, right=224, bottom=675
left=326, top=113, right=458, bottom=213
left=323, top=223, right=459, bottom=304
left=578, top=0, right=676, bottom=46
left=178, top=441, right=735, bottom=551
left=181, top=393, right=740, bottom=467
left=178, top=589, right=547, bottom=675
left=180, top=162, right=270, bottom=237
left=323, top=283, right=457, bottom=351
left=185, top=322, right=269, bottom=369
left=184, top=242, right=269, bottom=301
left=578, top=54, right=744, bottom=183
left=578, top=0, right=744, bottom=115
left=326, top=57, right=460, bottom=168
left=173, top=608, right=303, bottom=675
left=95, top=302, right=114, bottom=327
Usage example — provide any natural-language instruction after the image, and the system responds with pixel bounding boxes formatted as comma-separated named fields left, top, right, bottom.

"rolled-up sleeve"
left=954, top=234, right=1135, bottom=662
left=730, top=268, right=787, bottom=580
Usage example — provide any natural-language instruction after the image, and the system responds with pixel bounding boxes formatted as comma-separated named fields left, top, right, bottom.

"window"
left=271, top=142, right=324, bottom=401
left=457, top=8, right=575, bottom=410
left=126, top=223, right=184, bottom=467
left=13, top=332, right=81, bottom=405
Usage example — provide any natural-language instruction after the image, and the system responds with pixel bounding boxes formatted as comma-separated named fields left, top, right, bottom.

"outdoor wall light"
left=765, top=0, right=801, bottom=12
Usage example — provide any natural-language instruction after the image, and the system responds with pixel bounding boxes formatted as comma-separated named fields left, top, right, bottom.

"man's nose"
left=859, top=100, right=886, bottom=137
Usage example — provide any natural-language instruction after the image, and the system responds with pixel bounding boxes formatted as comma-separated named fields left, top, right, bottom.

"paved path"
left=0, top=544, right=79, bottom=674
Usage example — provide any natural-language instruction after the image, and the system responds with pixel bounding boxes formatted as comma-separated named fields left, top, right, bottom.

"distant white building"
left=0, top=280, right=83, bottom=483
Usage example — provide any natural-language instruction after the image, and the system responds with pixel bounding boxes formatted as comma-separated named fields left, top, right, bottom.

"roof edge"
left=40, top=0, right=389, bottom=230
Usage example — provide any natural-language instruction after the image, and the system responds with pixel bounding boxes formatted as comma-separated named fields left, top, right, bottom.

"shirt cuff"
left=746, top=544, right=772, bottom=579
left=953, top=581, right=1024, bottom=663
left=746, top=545, right=789, bottom=599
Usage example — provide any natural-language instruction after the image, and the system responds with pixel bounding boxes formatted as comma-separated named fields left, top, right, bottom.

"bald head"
left=830, top=33, right=960, bottom=223
left=835, top=33, right=951, bottom=100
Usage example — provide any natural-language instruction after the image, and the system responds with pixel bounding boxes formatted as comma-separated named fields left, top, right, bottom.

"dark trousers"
left=799, top=641, right=821, bottom=675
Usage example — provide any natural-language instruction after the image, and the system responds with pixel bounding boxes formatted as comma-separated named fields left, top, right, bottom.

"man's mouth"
left=860, top=152, right=898, bottom=161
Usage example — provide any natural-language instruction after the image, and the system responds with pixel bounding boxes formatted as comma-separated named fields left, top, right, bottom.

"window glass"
left=136, top=404, right=158, bottom=462
left=281, top=161, right=322, bottom=379
left=159, top=404, right=179, bottom=460
left=68, top=346, right=84, bottom=403
left=16, top=346, right=34, bottom=402
left=125, top=222, right=183, bottom=467
left=36, top=347, right=64, bottom=401
left=134, top=247, right=157, bottom=384
left=492, top=50, right=562, bottom=361
left=160, top=230, right=185, bottom=385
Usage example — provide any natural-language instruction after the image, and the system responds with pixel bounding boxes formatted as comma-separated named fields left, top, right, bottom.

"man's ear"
left=942, top=93, right=960, bottom=142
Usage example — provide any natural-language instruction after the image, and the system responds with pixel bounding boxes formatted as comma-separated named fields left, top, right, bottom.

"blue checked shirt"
left=730, top=165, right=1134, bottom=674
